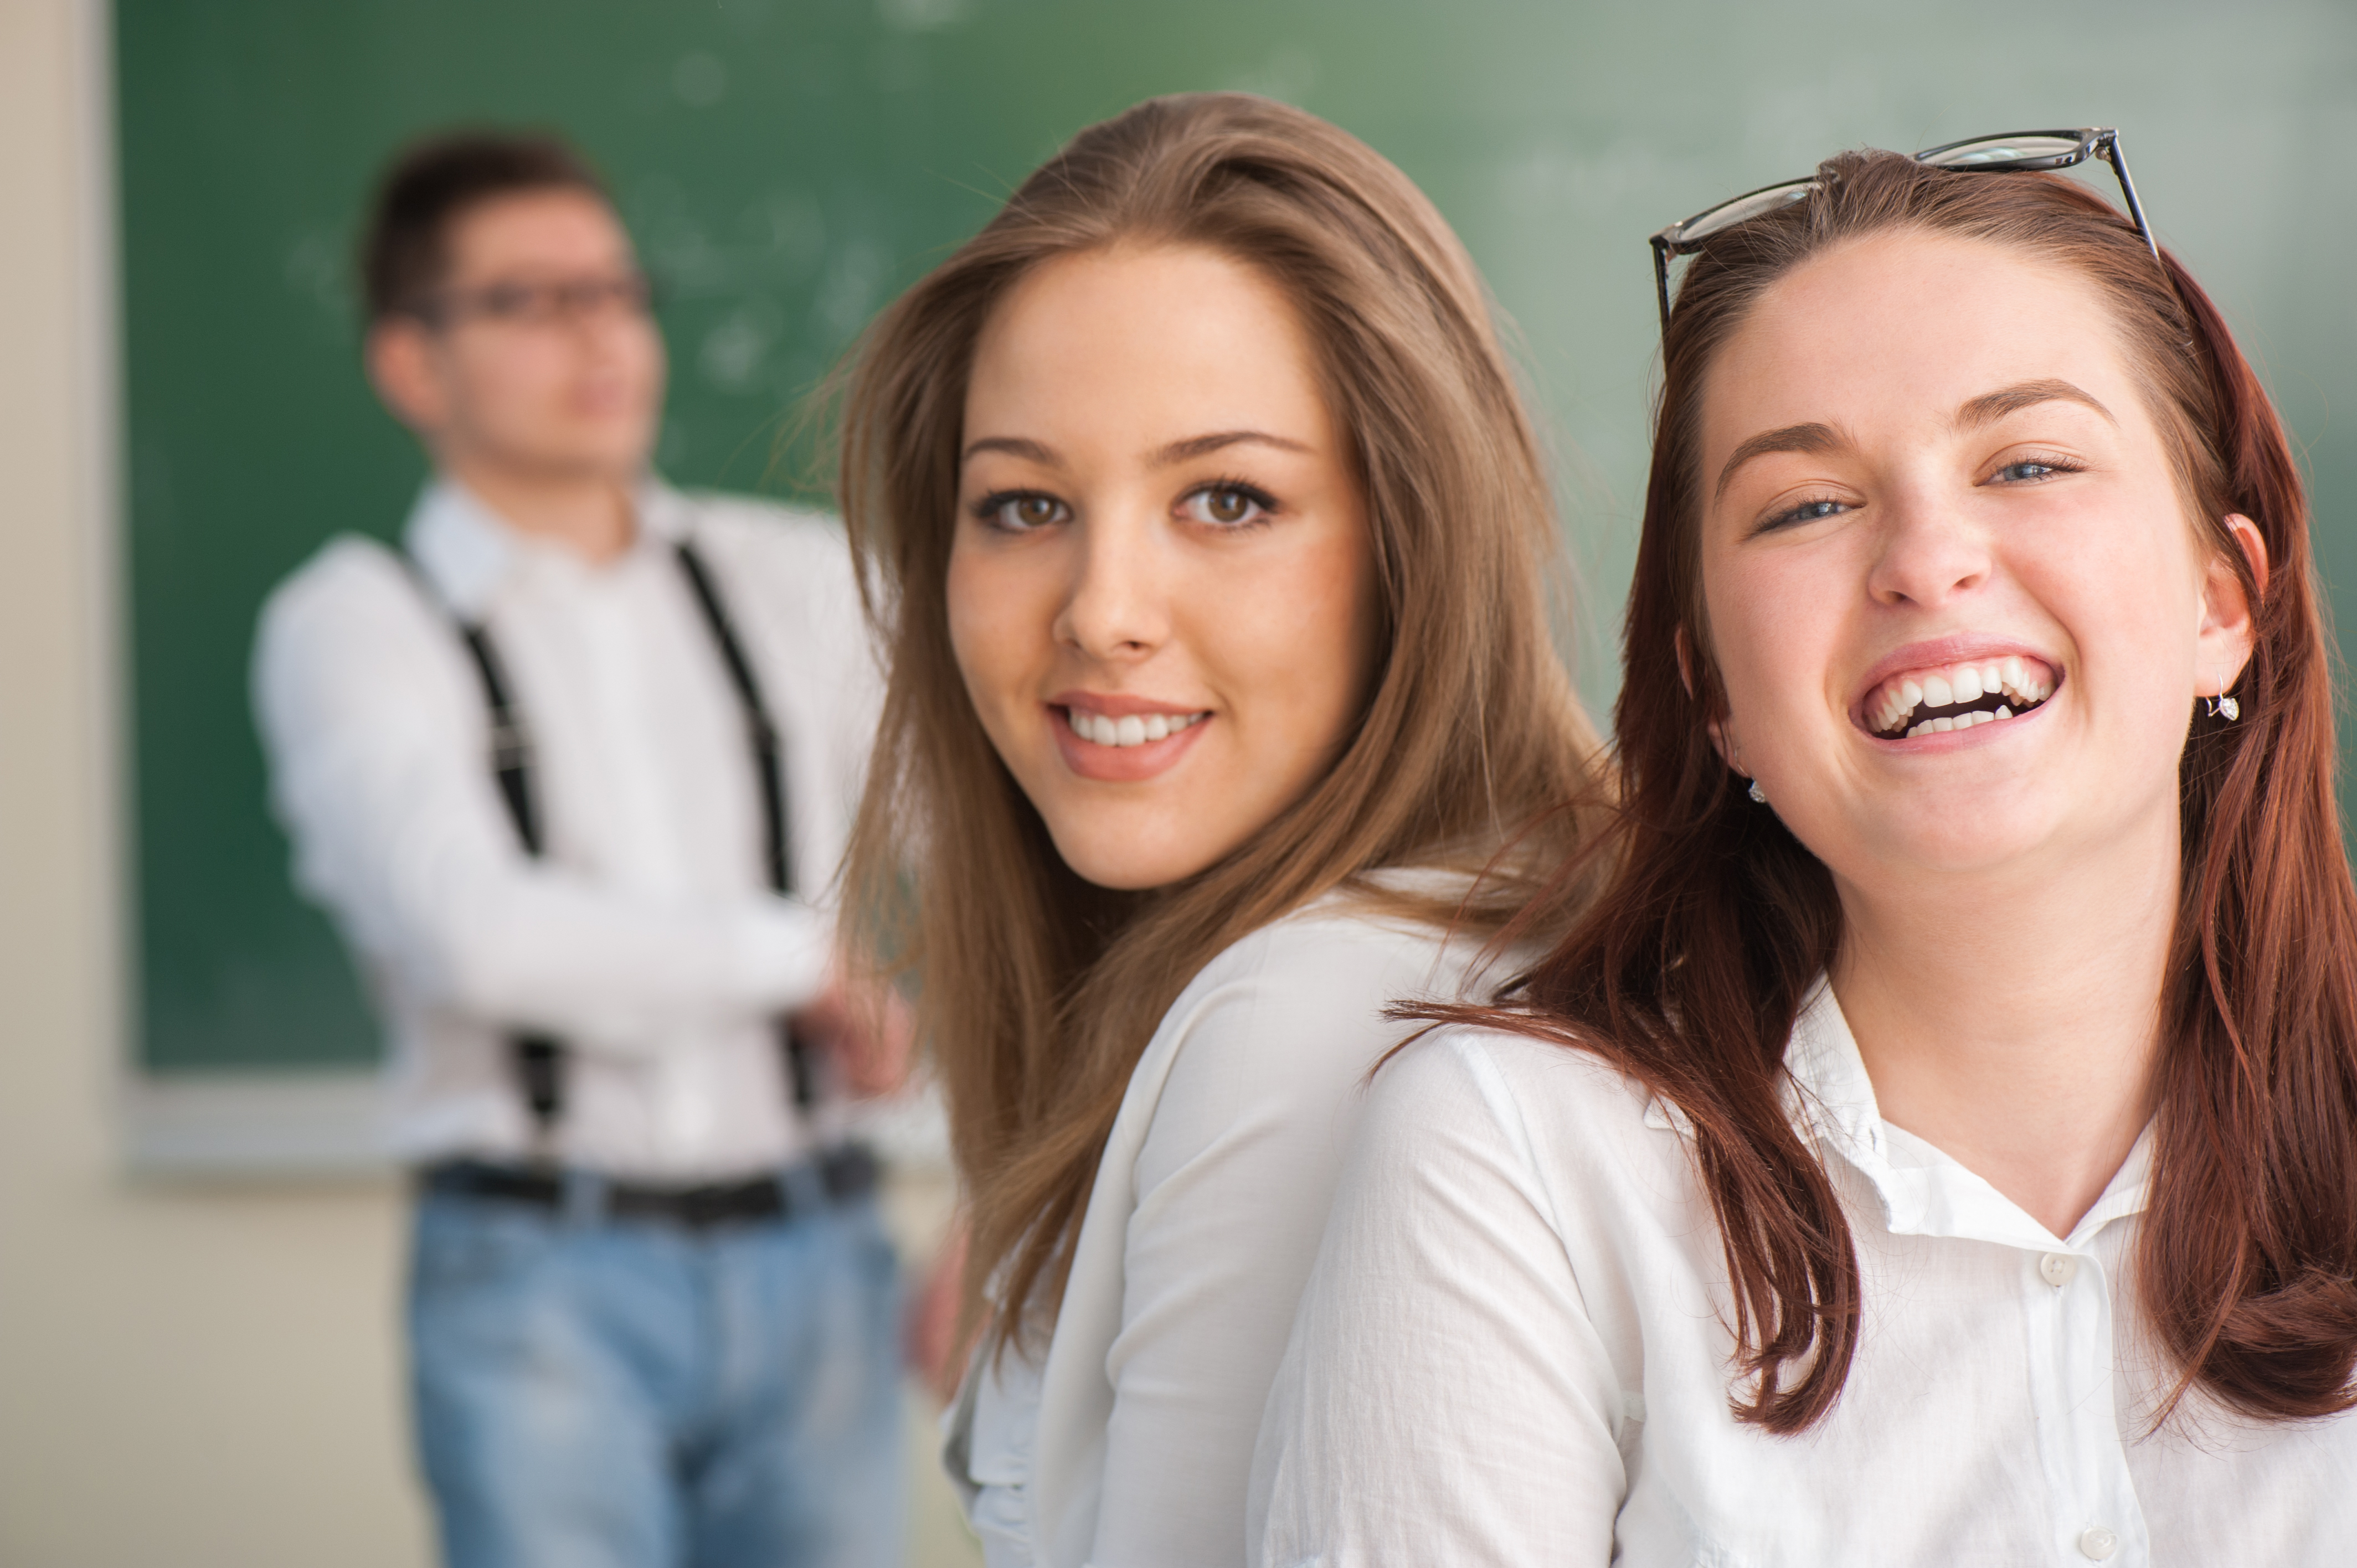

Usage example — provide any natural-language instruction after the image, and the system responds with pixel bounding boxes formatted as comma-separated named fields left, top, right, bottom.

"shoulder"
left=1358, top=1020, right=1668, bottom=1185
left=1134, top=905, right=1471, bottom=1131
left=677, top=490, right=855, bottom=583
left=255, top=534, right=439, bottom=665
left=672, top=488, right=868, bottom=649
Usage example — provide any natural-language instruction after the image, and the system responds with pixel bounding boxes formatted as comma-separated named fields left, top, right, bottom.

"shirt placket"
left=2020, top=1237, right=2149, bottom=1564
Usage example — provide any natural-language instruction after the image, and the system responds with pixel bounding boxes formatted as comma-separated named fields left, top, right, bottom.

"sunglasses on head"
left=1647, top=127, right=2159, bottom=333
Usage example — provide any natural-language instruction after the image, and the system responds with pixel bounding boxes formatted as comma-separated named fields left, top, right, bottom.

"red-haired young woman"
left=1254, top=139, right=2357, bottom=1565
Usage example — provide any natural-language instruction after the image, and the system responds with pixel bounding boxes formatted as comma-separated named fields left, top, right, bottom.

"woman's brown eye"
left=989, top=494, right=1064, bottom=529
left=1186, top=486, right=1269, bottom=525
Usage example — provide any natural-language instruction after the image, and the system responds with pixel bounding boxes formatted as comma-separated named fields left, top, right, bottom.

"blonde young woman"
left=835, top=94, right=1605, bottom=1566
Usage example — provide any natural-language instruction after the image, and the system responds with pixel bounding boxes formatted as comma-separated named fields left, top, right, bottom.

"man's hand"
left=907, top=1221, right=971, bottom=1405
left=789, top=956, right=917, bottom=1098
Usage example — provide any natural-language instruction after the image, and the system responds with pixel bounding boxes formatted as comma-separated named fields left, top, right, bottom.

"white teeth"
left=2001, top=656, right=2024, bottom=694
left=1953, top=667, right=1984, bottom=703
left=1072, top=709, right=1202, bottom=747
left=1901, top=679, right=1924, bottom=710
left=1922, top=674, right=1954, bottom=709
left=1995, top=704, right=2013, bottom=720
left=1983, top=664, right=2003, bottom=693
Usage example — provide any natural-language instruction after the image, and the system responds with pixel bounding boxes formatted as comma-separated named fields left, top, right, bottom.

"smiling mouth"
left=1865, top=655, right=2057, bottom=739
left=1060, top=705, right=1211, bottom=749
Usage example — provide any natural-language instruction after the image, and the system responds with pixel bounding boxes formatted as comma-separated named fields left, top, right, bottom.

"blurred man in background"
left=253, top=132, right=907, bottom=1568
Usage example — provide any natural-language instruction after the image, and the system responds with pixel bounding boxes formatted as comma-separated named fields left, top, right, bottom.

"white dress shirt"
left=1254, top=980, right=2357, bottom=1567
left=253, top=478, right=878, bottom=1179
left=944, top=883, right=1490, bottom=1568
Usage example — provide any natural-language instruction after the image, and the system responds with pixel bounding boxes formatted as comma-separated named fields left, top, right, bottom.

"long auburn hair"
left=1432, top=148, right=2357, bottom=1432
left=836, top=93, right=1607, bottom=1347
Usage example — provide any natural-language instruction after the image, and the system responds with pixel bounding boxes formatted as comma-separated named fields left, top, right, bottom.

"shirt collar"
left=1784, top=979, right=2153, bottom=1252
left=401, top=474, right=689, bottom=621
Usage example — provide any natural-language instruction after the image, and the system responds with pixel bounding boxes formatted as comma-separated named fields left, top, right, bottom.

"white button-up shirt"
left=945, top=880, right=1489, bottom=1568
left=1254, top=981, right=2357, bottom=1566
left=253, top=479, right=878, bottom=1179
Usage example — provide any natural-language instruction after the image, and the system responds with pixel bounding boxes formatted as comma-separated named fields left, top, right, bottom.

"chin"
left=1049, top=821, right=1223, bottom=893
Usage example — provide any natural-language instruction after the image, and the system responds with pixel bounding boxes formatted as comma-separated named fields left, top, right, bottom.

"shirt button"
left=2039, top=1252, right=2079, bottom=1288
left=2078, top=1526, right=2118, bottom=1559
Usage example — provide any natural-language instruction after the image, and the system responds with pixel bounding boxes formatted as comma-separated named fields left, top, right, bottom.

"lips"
left=1048, top=693, right=1213, bottom=782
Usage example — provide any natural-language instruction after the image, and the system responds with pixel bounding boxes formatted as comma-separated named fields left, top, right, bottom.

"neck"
left=1828, top=813, right=2178, bottom=1240
left=440, top=451, right=637, bottom=564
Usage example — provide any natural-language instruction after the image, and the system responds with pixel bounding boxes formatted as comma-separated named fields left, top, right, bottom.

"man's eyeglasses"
left=410, top=272, right=656, bottom=331
left=1647, top=127, right=2158, bottom=333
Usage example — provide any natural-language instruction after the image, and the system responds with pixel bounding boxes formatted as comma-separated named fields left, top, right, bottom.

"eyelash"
left=1986, top=451, right=2085, bottom=486
left=968, top=478, right=1283, bottom=534
left=1752, top=451, right=2088, bottom=535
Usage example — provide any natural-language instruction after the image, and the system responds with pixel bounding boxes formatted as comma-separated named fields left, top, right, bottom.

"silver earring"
left=1748, top=777, right=1768, bottom=804
left=2207, top=672, right=2241, bottom=723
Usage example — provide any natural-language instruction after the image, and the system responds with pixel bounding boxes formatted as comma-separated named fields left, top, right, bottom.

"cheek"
left=944, top=540, right=1044, bottom=726
left=1210, top=525, right=1377, bottom=744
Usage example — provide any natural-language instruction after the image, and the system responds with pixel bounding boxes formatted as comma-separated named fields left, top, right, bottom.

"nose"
left=1053, top=506, right=1169, bottom=662
left=1865, top=484, right=1994, bottom=609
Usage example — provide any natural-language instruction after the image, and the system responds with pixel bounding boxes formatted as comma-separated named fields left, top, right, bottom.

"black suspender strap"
left=403, top=569, right=568, bottom=1146
left=672, top=540, right=793, bottom=896
left=672, top=539, right=819, bottom=1111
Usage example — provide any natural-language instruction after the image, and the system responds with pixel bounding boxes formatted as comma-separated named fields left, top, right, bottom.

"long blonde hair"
left=837, top=92, right=1604, bottom=1343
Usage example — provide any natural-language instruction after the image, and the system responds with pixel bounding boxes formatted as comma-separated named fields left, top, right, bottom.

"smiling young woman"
left=834, top=94, right=1605, bottom=1566
left=1254, top=147, right=2357, bottom=1564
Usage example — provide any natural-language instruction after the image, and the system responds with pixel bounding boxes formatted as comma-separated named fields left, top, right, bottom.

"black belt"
left=419, top=1144, right=878, bottom=1230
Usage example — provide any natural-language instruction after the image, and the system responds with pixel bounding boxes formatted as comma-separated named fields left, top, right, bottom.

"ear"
left=2197, top=513, right=2268, bottom=696
left=365, top=318, right=450, bottom=439
left=1679, top=625, right=1743, bottom=771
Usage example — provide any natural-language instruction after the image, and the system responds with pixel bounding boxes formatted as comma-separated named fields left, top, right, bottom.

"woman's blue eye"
left=1997, top=460, right=2061, bottom=483
left=1182, top=484, right=1274, bottom=527
left=1766, top=498, right=1847, bottom=530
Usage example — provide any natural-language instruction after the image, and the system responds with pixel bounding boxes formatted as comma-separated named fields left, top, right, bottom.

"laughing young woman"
left=1255, top=137, right=2357, bottom=1564
left=836, top=94, right=1604, bottom=1566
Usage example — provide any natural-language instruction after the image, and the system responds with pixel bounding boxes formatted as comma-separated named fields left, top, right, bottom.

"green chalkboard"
left=119, top=0, right=2357, bottom=1070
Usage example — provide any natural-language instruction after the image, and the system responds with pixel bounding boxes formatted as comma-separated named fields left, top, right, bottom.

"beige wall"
left=0, top=6, right=435, bottom=1563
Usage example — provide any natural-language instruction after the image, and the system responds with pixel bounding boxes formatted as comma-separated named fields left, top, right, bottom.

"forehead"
left=442, top=188, right=631, bottom=281
left=1700, top=230, right=2140, bottom=455
left=966, top=244, right=1323, bottom=420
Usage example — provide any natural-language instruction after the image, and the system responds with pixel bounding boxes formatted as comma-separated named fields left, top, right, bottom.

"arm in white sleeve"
left=251, top=544, right=830, bottom=1051
left=1087, top=929, right=1441, bottom=1567
left=1250, top=1029, right=1627, bottom=1567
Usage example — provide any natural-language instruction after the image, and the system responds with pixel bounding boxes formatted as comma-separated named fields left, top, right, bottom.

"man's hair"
left=359, top=130, right=607, bottom=324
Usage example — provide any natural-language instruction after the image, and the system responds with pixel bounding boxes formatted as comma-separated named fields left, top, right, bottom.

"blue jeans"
left=408, top=1175, right=904, bottom=1568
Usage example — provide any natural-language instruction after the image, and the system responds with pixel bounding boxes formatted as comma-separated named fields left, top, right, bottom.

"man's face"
left=368, top=188, right=665, bottom=485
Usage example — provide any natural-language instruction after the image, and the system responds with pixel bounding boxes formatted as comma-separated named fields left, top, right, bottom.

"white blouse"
left=1253, top=981, right=2357, bottom=1567
left=945, top=885, right=1487, bottom=1568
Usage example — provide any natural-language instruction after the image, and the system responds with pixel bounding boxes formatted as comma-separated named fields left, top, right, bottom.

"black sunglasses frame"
left=1647, top=127, right=2159, bottom=333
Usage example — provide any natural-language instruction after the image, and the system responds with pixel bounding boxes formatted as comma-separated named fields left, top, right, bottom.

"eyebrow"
left=1713, top=421, right=1844, bottom=502
left=959, top=429, right=1311, bottom=468
left=1953, top=378, right=2115, bottom=431
left=1710, top=379, right=2119, bottom=503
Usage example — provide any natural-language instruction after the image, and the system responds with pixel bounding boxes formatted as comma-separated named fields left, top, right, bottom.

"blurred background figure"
left=251, top=132, right=910, bottom=1568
